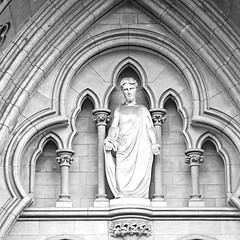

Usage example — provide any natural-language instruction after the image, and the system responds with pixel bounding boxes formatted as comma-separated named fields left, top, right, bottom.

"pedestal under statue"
left=104, top=77, right=160, bottom=199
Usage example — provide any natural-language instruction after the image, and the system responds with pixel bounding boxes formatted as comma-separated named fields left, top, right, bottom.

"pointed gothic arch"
left=104, top=57, right=155, bottom=108
left=54, top=28, right=205, bottom=117
left=69, top=89, right=100, bottom=147
left=159, top=88, right=191, bottom=148
left=1, top=0, right=239, bottom=155
left=196, top=132, right=232, bottom=198
left=29, top=133, right=63, bottom=196
left=1, top=0, right=240, bottom=238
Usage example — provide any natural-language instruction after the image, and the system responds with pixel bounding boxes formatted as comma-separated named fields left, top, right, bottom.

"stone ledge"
left=19, top=207, right=240, bottom=221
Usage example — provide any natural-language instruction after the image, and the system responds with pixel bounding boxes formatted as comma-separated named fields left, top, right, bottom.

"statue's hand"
left=104, top=137, right=118, bottom=151
left=152, top=144, right=161, bottom=155
left=105, top=140, right=114, bottom=151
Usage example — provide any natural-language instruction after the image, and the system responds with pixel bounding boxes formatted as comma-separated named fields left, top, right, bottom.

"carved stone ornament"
left=152, top=114, right=166, bottom=126
left=185, top=149, right=204, bottom=165
left=92, top=109, right=111, bottom=126
left=109, top=221, right=152, bottom=240
left=56, top=155, right=74, bottom=166
left=150, top=109, right=167, bottom=126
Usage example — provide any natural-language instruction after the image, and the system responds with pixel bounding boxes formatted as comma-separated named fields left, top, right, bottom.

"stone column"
left=92, top=108, right=111, bottom=207
left=185, top=148, right=205, bottom=207
left=150, top=108, right=167, bottom=207
left=56, top=148, right=74, bottom=207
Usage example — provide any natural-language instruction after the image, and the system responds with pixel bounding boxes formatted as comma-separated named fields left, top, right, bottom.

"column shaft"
left=61, top=165, right=70, bottom=197
left=56, top=148, right=74, bottom=207
left=150, top=108, right=167, bottom=206
left=92, top=108, right=111, bottom=206
left=153, top=124, right=164, bottom=199
left=185, top=148, right=204, bottom=207
left=190, top=163, right=200, bottom=198
left=97, top=124, right=107, bottom=198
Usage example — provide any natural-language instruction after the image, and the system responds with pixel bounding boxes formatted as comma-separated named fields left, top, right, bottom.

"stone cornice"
left=19, top=207, right=240, bottom=221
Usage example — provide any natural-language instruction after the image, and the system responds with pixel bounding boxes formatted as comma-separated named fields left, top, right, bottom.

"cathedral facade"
left=1, top=0, right=240, bottom=239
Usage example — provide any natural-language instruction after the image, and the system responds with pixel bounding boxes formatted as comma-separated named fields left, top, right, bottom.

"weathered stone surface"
left=1, top=0, right=240, bottom=240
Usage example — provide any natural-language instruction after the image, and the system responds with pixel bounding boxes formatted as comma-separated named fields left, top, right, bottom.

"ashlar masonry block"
left=154, top=221, right=189, bottom=235
left=75, top=221, right=108, bottom=235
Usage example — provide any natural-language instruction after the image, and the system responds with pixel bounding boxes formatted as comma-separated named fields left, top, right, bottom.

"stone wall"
left=162, top=99, right=190, bottom=207
left=34, top=141, right=60, bottom=207
left=1, top=1, right=240, bottom=240
left=7, top=218, right=240, bottom=240
left=71, top=99, right=98, bottom=207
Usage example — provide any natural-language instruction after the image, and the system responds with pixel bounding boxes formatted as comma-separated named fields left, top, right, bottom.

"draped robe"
left=104, top=104, right=154, bottom=198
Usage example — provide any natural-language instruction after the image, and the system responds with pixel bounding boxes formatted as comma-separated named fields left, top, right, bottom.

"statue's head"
left=120, top=77, right=138, bottom=104
left=120, top=77, right=138, bottom=90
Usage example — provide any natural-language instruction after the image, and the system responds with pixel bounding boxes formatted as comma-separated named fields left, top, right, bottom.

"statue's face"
left=122, top=83, right=137, bottom=103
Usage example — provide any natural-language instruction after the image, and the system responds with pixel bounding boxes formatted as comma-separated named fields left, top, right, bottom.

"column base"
left=188, top=197, right=205, bottom=207
left=94, top=194, right=109, bottom=207
left=56, top=194, right=72, bottom=207
left=110, top=198, right=151, bottom=207
left=94, top=199, right=109, bottom=207
left=151, top=199, right=167, bottom=207
left=151, top=194, right=167, bottom=207
left=56, top=200, right=73, bottom=207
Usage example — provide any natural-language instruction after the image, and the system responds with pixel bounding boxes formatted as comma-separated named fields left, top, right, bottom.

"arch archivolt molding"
left=177, top=234, right=219, bottom=240
left=2, top=20, right=240, bottom=222
left=0, top=0, right=239, bottom=152
left=1, top=0, right=240, bottom=238
left=0, top=110, right=69, bottom=237
left=2, top=27, right=212, bottom=212
left=5, top=111, right=68, bottom=200
left=52, top=27, right=240, bottom=155
left=52, top=27, right=209, bottom=154
left=54, top=28, right=206, bottom=116
left=1, top=0, right=240, bottom=162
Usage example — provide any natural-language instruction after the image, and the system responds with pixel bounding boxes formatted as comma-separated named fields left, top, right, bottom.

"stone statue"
left=104, top=77, right=160, bottom=198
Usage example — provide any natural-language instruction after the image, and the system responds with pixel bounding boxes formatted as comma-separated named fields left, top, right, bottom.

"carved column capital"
left=185, top=149, right=204, bottom=166
left=110, top=221, right=152, bottom=239
left=149, top=108, right=167, bottom=126
left=92, top=108, right=111, bottom=126
left=56, top=149, right=75, bottom=167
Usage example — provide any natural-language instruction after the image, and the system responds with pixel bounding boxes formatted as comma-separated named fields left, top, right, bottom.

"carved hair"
left=120, top=77, right=138, bottom=89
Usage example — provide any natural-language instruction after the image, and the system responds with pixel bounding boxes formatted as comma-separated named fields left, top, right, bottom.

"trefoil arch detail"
left=103, top=57, right=155, bottom=109
left=159, top=88, right=191, bottom=148
left=69, top=89, right=100, bottom=148
left=29, top=133, right=63, bottom=198
left=196, top=132, right=232, bottom=199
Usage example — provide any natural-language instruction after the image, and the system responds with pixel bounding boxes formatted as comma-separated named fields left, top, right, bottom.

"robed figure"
left=104, top=77, right=160, bottom=198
